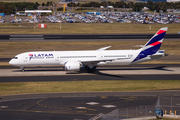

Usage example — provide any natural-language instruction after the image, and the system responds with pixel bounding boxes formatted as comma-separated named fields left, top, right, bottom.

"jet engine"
left=65, top=61, right=81, bottom=72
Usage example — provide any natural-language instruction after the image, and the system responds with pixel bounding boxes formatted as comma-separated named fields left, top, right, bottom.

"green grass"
left=0, top=23, right=180, bottom=34
left=0, top=80, right=180, bottom=96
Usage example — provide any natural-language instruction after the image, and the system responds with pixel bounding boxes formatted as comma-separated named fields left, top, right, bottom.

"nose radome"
left=9, top=59, right=14, bottom=65
left=9, top=60, right=12, bottom=65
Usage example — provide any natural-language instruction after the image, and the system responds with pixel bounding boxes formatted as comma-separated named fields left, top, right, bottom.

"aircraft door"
left=55, top=55, right=59, bottom=61
left=23, top=55, right=28, bottom=62
left=99, top=53, right=104, bottom=59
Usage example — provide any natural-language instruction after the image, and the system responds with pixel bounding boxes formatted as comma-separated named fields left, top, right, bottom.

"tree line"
left=1, top=1, right=180, bottom=14
left=133, top=1, right=180, bottom=12
left=0, top=2, right=39, bottom=14
left=67, top=1, right=180, bottom=12
left=38, top=1, right=180, bottom=12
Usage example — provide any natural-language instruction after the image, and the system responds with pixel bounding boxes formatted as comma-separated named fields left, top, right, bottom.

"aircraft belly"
left=20, top=60, right=62, bottom=67
left=20, top=64, right=62, bottom=67
left=98, top=59, right=132, bottom=66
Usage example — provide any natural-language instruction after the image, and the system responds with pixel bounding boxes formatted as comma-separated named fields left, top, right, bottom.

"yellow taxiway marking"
left=129, top=97, right=137, bottom=99
left=101, top=96, right=107, bottom=99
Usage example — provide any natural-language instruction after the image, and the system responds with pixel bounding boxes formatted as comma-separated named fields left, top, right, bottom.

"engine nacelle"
left=65, top=61, right=81, bottom=71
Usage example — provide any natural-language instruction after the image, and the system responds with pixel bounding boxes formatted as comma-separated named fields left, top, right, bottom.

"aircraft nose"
left=9, top=59, right=15, bottom=66
left=9, top=59, right=13, bottom=65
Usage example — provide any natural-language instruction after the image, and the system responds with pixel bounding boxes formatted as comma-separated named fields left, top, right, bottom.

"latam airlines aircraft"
left=9, top=27, right=168, bottom=73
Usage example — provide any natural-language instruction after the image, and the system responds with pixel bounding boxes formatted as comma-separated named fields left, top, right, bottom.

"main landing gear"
left=85, top=66, right=96, bottom=73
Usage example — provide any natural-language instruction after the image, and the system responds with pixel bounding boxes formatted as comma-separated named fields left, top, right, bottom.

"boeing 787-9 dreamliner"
left=9, top=27, right=168, bottom=73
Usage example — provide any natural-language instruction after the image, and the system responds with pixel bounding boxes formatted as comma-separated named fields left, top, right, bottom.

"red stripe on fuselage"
left=157, top=30, right=166, bottom=35
left=150, top=41, right=161, bottom=46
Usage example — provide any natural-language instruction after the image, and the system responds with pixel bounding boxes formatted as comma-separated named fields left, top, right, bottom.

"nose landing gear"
left=20, top=66, right=25, bottom=72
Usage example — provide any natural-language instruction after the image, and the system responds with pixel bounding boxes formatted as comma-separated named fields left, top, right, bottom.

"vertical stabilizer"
left=133, top=27, right=168, bottom=62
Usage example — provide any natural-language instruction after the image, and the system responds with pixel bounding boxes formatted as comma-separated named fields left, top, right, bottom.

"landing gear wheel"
left=20, top=67, right=25, bottom=72
left=91, top=68, right=96, bottom=73
left=22, top=68, right=25, bottom=72
left=85, top=66, right=96, bottom=73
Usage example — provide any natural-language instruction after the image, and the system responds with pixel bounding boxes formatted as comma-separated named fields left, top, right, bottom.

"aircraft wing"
left=96, top=46, right=111, bottom=51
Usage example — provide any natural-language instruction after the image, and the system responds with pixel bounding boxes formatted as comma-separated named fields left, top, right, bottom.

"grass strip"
left=0, top=80, right=180, bottom=96
left=0, top=62, right=10, bottom=66
left=0, top=23, right=180, bottom=34
left=150, top=118, right=180, bottom=120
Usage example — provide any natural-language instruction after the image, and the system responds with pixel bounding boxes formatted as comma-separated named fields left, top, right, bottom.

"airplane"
left=9, top=27, right=168, bottom=73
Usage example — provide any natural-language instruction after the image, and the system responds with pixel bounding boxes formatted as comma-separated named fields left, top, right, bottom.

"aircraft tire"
left=91, top=68, right=96, bottom=73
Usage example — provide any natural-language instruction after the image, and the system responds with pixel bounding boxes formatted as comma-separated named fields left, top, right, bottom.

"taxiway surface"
left=0, top=64, right=180, bottom=82
left=0, top=95, right=156, bottom=120
left=1, top=92, right=180, bottom=120
left=0, top=64, right=180, bottom=119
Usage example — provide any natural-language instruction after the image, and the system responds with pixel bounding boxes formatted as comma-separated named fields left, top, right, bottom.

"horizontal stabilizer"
left=158, top=50, right=165, bottom=53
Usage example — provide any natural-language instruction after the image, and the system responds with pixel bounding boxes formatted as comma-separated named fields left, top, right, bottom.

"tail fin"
left=142, top=27, right=168, bottom=53
left=133, top=27, right=168, bottom=62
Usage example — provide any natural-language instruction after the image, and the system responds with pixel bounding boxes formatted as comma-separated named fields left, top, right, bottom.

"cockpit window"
left=13, top=57, right=18, bottom=59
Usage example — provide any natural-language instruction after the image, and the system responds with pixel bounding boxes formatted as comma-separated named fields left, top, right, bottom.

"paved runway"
left=0, top=95, right=156, bottom=119
left=1, top=38, right=180, bottom=42
left=0, top=95, right=157, bottom=120
left=1, top=91, right=180, bottom=120
left=0, top=34, right=180, bottom=40
left=0, top=64, right=180, bottom=82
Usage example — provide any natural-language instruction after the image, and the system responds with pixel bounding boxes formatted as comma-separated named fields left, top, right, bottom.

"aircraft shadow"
left=11, top=66, right=172, bottom=79
left=97, top=66, right=173, bottom=72
left=79, top=67, right=126, bottom=78
left=91, top=70, right=127, bottom=78
left=78, top=66, right=173, bottom=78
left=12, top=68, right=64, bottom=72
left=11, top=66, right=172, bottom=73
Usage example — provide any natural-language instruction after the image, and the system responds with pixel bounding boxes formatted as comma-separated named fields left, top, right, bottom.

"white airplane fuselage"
left=9, top=27, right=168, bottom=72
left=9, top=49, right=164, bottom=67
